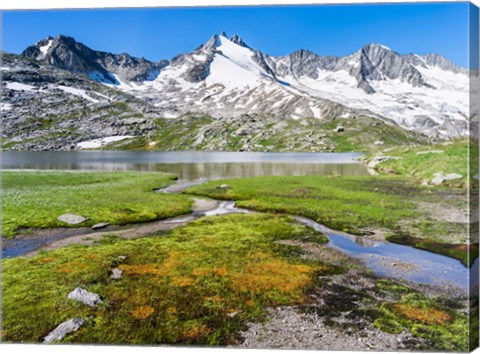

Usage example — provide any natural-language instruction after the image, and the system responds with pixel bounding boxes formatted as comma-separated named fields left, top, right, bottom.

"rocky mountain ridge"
left=22, top=35, right=168, bottom=83
left=0, top=32, right=470, bottom=151
left=1, top=53, right=161, bottom=150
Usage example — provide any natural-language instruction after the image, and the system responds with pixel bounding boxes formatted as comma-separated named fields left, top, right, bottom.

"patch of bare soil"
left=416, top=201, right=468, bottom=224
left=237, top=306, right=419, bottom=351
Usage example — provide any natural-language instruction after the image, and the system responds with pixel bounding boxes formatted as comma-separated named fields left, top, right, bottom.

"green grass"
left=2, top=213, right=331, bottom=345
left=1, top=171, right=193, bottom=237
left=319, top=117, right=428, bottom=152
left=186, top=175, right=468, bottom=262
left=365, top=139, right=470, bottom=187
left=187, top=176, right=420, bottom=234
left=373, top=292, right=468, bottom=351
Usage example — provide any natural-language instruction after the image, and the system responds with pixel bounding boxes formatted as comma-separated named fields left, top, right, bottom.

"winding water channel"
left=2, top=151, right=473, bottom=292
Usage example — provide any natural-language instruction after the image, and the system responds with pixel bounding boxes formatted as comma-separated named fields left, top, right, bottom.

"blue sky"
left=2, top=2, right=471, bottom=67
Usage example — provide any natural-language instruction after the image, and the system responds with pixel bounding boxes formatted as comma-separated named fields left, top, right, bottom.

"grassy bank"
left=186, top=176, right=469, bottom=264
left=363, top=139, right=470, bottom=187
left=1, top=171, right=193, bottom=237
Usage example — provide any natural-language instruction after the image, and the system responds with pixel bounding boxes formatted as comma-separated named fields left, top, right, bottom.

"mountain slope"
left=99, top=32, right=468, bottom=138
left=22, top=35, right=168, bottom=84
left=1, top=53, right=162, bottom=150
left=1, top=32, right=470, bottom=151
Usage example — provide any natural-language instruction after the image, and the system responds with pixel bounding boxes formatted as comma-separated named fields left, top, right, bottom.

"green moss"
left=373, top=294, right=468, bottom=351
left=373, top=317, right=404, bottom=334
left=1, top=171, right=192, bottom=237
left=2, top=214, right=327, bottom=345
left=375, top=279, right=410, bottom=295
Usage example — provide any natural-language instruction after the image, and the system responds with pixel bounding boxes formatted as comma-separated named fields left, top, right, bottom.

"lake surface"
left=1, top=151, right=368, bottom=179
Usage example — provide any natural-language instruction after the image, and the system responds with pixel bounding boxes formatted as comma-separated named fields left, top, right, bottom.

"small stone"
left=219, top=184, right=230, bottom=189
left=118, top=256, right=127, bottom=261
left=67, top=287, right=102, bottom=307
left=43, top=318, right=84, bottom=344
left=92, top=222, right=110, bottom=230
left=373, top=140, right=384, bottom=146
left=391, top=262, right=397, bottom=267
left=58, top=213, right=87, bottom=225
left=431, top=172, right=463, bottom=185
left=111, top=268, right=123, bottom=280
left=335, top=126, right=345, bottom=133
left=416, top=150, right=444, bottom=155
left=227, top=311, right=242, bottom=318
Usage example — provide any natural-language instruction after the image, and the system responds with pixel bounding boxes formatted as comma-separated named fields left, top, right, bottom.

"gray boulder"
left=43, top=318, right=84, bottom=344
left=431, top=173, right=463, bottom=186
left=91, top=222, right=110, bottom=230
left=111, top=268, right=123, bottom=280
left=58, top=213, right=87, bottom=225
left=67, top=287, right=102, bottom=307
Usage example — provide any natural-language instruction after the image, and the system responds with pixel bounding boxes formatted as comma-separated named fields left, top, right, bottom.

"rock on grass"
left=43, top=318, right=84, bottom=344
left=111, top=268, right=123, bottom=279
left=58, top=214, right=87, bottom=225
left=431, top=173, right=463, bottom=186
left=92, top=222, right=110, bottom=230
left=67, top=287, right=102, bottom=307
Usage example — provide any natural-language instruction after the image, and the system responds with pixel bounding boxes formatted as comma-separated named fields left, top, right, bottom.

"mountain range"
left=1, top=32, right=470, bottom=150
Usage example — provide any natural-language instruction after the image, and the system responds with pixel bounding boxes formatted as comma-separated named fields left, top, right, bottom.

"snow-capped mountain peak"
left=16, top=33, right=469, bottom=138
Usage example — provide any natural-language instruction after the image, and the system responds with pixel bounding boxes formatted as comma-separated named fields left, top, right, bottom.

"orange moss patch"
left=119, top=251, right=183, bottom=277
left=166, top=307, right=177, bottom=315
left=55, top=261, right=88, bottom=273
left=230, top=254, right=312, bottom=299
left=191, top=267, right=211, bottom=277
left=191, top=267, right=228, bottom=277
left=213, top=267, right=228, bottom=276
left=204, top=295, right=223, bottom=304
left=131, top=305, right=155, bottom=320
left=393, top=303, right=452, bottom=325
left=119, top=263, right=164, bottom=276
left=181, top=324, right=210, bottom=341
left=37, top=257, right=55, bottom=264
left=172, top=276, right=196, bottom=287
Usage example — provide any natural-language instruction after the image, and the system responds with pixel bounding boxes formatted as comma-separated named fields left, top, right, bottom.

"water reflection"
left=295, top=216, right=468, bottom=291
left=2, top=151, right=368, bottom=179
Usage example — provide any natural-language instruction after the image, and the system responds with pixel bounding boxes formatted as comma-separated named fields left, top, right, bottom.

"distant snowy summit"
left=18, top=32, right=471, bottom=138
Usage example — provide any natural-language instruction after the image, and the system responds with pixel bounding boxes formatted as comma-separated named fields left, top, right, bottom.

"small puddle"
left=295, top=216, right=471, bottom=291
